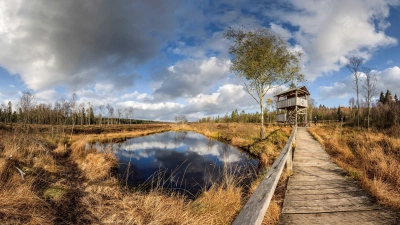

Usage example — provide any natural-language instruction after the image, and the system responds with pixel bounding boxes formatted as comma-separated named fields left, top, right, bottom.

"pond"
left=90, top=131, right=258, bottom=196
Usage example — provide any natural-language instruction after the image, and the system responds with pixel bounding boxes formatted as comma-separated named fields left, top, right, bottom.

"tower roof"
left=274, top=86, right=310, bottom=98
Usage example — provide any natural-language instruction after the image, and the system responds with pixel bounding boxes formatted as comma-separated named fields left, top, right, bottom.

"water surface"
left=93, top=131, right=258, bottom=196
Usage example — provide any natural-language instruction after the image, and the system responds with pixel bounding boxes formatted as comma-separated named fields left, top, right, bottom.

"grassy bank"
left=308, top=124, right=400, bottom=209
left=0, top=123, right=291, bottom=224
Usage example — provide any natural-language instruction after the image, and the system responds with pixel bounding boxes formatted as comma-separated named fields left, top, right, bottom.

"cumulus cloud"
left=119, top=101, right=184, bottom=121
left=35, top=89, right=63, bottom=103
left=271, top=0, right=398, bottom=81
left=375, top=66, right=400, bottom=95
left=269, top=23, right=292, bottom=40
left=153, top=57, right=231, bottom=101
left=318, top=66, right=400, bottom=102
left=0, top=0, right=178, bottom=91
left=319, top=82, right=351, bottom=100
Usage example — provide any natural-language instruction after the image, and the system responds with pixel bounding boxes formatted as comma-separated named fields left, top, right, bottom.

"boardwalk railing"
left=233, top=126, right=297, bottom=225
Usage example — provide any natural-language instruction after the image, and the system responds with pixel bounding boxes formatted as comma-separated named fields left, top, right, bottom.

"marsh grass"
left=0, top=123, right=292, bottom=224
left=308, top=125, right=400, bottom=209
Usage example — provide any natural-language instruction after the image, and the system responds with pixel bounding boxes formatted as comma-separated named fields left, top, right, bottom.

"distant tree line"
left=198, top=107, right=277, bottom=124
left=311, top=89, right=400, bottom=129
left=198, top=88, right=400, bottom=130
left=0, top=92, right=140, bottom=127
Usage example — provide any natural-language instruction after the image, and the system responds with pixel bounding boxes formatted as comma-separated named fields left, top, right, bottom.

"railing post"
left=232, top=126, right=297, bottom=225
left=286, top=146, right=293, bottom=175
left=286, top=126, right=296, bottom=175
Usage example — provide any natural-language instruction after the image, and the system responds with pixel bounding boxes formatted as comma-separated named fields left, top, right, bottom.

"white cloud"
left=319, top=82, right=350, bottom=99
left=375, top=66, right=400, bottom=95
left=387, top=59, right=393, bottom=64
left=271, top=0, right=398, bottom=81
left=318, top=66, right=400, bottom=102
left=121, top=91, right=139, bottom=100
left=153, top=57, right=231, bottom=100
left=269, top=23, right=292, bottom=40
left=35, top=89, right=63, bottom=103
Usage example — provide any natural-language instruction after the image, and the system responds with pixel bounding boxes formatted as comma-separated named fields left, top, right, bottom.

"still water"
left=92, top=131, right=258, bottom=196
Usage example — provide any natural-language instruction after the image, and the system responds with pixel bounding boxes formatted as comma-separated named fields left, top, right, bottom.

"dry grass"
left=308, top=125, right=400, bottom=209
left=0, top=123, right=292, bottom=224
left=81, top=167, right=244, bottom=225
left=71, top=138, right=117, bottom=182
left=0, top=130, right=55, bottom=225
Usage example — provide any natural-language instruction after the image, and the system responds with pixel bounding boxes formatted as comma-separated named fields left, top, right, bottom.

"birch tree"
left=362, top=69, right=377, bottom=129
left=346, top=57, right=363, bottom=128
left=225, top=27, right=303, bottom=139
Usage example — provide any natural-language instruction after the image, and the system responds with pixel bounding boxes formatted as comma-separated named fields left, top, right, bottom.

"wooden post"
left=286, top=145, right=293, bottom=175
left=305, top=95, right=308, bottom=126
left=295, top=89, right=298, bottom=126
left=232, top=126, right=297, bottom=225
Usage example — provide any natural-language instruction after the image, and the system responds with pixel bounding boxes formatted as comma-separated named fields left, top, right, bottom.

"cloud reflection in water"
left=99, top=131, right=258, bottom=196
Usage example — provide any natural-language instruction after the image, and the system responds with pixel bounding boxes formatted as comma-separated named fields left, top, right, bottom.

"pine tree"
left=379, top=91, right=385, bottom=103
left=384, top=90, right=393, bottom=104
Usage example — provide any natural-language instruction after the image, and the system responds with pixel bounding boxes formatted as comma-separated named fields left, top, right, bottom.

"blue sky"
left=0, top=0, right=400, bottom=121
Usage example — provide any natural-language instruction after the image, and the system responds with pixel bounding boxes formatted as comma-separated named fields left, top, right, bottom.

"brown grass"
left=0, top=123, right=292, bottom=224
left=308, top=125, right=400, bottom=209
left=0, top=130, right=55, bottom=225
left=70, top=138, right=117, bottom=182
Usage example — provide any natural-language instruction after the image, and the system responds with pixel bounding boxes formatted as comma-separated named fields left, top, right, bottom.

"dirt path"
left=279, top=127, right=399, bottom=224
left=50, top=151, right=95, bottom=224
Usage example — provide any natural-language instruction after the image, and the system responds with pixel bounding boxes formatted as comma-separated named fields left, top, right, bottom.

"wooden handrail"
left=232, top=126, right=297, bottom=225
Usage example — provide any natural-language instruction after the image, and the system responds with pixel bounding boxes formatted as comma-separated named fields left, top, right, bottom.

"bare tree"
left=99, top=105, right=105, bottom=126
left=346, top=57, right=363, bottom=127
left=79, top=102, right=85, bottom=126
left=117, top=108, right=122, bottom=125
left=86, top=102, right=91, bottom=125
left=362, top=68, right=377, bottom=129
left=106, top=104, right=114, bottom=125
left=176, top=115, right=188, bottom=124
left=348, top=97, right=355, bottom=120
left=69, top=93, right=77, bottom=141
left=127, top=107, right=134, bottom=125
left=19, top=91, right=35, bottom=126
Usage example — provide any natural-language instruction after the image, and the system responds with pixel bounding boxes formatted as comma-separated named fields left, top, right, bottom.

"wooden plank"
left=288, top=174, right=350, bottom=182
left=283, top=191, right=369, bottom=201
left=283, top=196, right=373, bottom=210
left=279, top=210, right=400, bottom=225
left=288, top=178, right=356, bottom=186
left=286, top=183, right=362, bottom=191
left=283, top=205, right=380, bottom=214
left=280, top=128, right=398, bottom=224
left=232, top=127, right=296, bottom=225
left=285, top=186, right=362, bottom=195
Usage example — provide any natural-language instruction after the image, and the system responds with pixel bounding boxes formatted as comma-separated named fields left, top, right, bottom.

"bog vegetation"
left=0, top=113, right=291, bottom=225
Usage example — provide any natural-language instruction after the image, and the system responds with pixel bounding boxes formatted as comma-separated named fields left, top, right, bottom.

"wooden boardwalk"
left=279, top=127, right=399, bottom=225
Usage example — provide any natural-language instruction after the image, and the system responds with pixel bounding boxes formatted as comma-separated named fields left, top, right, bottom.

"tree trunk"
left=260, top=103, right=264, bottom=140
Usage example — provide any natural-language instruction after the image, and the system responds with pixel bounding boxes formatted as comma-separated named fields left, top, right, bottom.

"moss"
left=43, top=187, right=68, bottom=201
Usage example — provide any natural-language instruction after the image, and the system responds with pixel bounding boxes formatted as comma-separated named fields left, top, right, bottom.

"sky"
left=0, top=0, right=400, bottom=121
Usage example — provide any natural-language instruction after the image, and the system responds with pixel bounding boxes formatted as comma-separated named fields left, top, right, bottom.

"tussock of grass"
left=192, top=184, right=242, bottom=224
left=309, top=125, right=400, bottom=209
left=52, top=143, right=68, bottom=157
left=80, top=152, right=117, bottom=181
left=71, top=138, right=117, bottom=182
left=0, top=174, right=54, bottom=224
left=33, top=154, right=58, bottom=173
